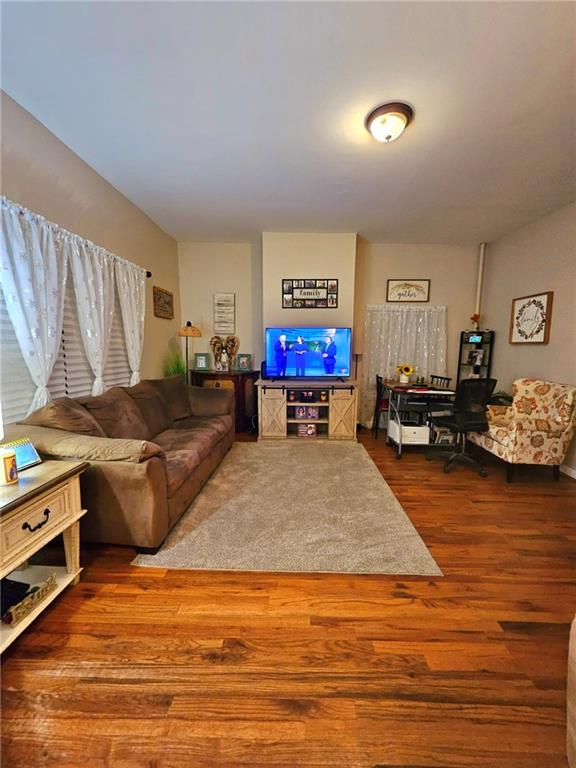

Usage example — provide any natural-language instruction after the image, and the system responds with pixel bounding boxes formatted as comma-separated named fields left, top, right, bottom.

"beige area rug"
left=133, top=442, right=442, bottom=575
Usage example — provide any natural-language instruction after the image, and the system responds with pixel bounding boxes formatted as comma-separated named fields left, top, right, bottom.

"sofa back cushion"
left=21, top=397, right=106, bottom=437
left=512, top=378, right=576, bottom=424
left=78, top=388, right=152, bottom=440
left=147, top=376, right=193, bottom=421
left=123, top=381, right=173, bottom=436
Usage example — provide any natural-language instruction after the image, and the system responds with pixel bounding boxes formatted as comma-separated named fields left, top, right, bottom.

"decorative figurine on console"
left=210, top=334, right=240, bottom=371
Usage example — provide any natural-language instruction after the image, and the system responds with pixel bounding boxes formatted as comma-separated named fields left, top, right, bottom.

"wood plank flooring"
left=2, top=433, right=575, bottom=767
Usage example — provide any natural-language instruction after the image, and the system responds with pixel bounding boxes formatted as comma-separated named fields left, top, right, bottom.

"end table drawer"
left=1, top=485, right=71, bottom=559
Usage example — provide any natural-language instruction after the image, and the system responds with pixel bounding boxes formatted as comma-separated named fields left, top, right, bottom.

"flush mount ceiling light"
left=365, top=102, right=414, bottom=143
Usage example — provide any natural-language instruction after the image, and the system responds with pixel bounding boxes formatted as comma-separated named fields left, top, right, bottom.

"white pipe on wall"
left=475, top=242, right=487, bottom=318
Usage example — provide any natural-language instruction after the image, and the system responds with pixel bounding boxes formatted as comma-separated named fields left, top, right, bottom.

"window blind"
left=0, top=287, right=37, bottom=423
left=0, top=277, right=131, bottom=423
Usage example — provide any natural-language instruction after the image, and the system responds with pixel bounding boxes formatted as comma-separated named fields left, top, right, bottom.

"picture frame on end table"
left=237, top=353, right=252, bottom=371
left=194, top=353, right=210, bottom=370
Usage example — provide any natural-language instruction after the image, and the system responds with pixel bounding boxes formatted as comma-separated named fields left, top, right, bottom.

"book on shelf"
left=297, top=423, right=317, bottom=437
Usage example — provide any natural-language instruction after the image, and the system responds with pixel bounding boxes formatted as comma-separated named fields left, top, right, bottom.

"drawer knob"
left=22, top=508, right=51, bottom=533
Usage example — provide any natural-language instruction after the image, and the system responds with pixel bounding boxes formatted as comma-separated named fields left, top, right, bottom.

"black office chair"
left=429, top=374, right=452, bottom=389
left=371, top=375, right=389, bottom=438
left=428, top=378, right=497, bottom=477
left=427, top=374, right=455, bottom=415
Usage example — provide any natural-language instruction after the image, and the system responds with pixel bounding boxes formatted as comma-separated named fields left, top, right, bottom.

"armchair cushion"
left=487, top=404, right=513, bottom=428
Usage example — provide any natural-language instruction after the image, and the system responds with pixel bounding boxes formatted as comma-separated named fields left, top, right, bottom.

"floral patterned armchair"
left=469, top=378, right=576, bottom=481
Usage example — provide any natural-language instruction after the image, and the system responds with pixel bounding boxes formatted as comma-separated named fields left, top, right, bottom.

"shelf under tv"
left=287, top=418, right=329, bottom=424
left=288, top=401, right=329, bottom=406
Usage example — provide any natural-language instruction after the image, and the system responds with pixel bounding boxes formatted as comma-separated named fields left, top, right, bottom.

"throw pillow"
left=21, top=397, right=106, bottom=437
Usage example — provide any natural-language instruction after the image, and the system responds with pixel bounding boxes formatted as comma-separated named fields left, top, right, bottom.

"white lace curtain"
left=67, top=239, right=116, bottom=396
left=0, top=196, right=147, bottom=406
left=359, top=304, right=447, bottom=424
left=115, top=259, right=146, bottom=385
left=0, top=201, right=68, bottom=413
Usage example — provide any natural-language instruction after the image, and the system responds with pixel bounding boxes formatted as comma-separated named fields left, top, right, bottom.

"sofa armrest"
left=5, top=423, right=164, bottom=464
left=187, top=385, right=235, bottom=418
left=487, top=405, right=513, bottom=429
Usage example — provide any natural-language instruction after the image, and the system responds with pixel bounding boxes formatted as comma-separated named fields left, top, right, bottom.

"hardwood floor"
left=2, top=433, right=575, bottom=767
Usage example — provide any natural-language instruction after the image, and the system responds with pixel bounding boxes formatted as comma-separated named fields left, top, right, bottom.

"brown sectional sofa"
left=6, top=377, right=234, bottom=551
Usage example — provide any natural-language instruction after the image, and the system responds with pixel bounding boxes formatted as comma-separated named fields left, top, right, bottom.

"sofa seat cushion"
left=124, top=381, right=173, bottom=436
left=164, top=449, right=202, bottom=497
left=77, top=388, right=152, bottom=440
left=147, top=376, right=193, bottom=421
left=154, top=416, right=231, bottom=461
left=171, top=414, right=233, bottom=434
left=21, top=397, right=106, bottom=437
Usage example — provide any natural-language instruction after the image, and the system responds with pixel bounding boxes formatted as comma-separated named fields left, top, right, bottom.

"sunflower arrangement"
left=396, top=364, right=414, bottom=377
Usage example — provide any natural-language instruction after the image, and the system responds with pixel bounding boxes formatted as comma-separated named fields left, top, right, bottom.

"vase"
left=399, top=373, right=410, bottom=384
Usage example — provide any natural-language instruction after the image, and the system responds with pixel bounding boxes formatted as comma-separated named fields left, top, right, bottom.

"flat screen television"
left=264, top=327, right=352, bottom=379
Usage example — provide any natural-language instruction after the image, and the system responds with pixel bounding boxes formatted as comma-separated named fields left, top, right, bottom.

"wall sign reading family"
left=282, top=279, right=338, bottom=309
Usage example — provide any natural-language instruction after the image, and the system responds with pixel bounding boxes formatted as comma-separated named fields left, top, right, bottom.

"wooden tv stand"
left=256, top=378, right=358, bottom=441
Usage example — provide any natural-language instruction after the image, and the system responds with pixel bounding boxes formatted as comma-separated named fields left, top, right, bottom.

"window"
left=0, top=275, right=131, bottom=423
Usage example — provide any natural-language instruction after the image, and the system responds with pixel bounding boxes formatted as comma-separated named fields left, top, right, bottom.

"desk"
left=385, top=384, right=455, bottom=459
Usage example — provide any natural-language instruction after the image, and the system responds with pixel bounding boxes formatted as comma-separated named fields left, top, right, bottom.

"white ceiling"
left=2, top=1, right=575, bottom=243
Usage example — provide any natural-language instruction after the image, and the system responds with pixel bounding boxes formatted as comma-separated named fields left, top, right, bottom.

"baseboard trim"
left=561, top=463, right=576, bottom=479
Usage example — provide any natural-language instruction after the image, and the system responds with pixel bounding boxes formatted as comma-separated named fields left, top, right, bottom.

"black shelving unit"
left=456, top=330, right=495, bottom=384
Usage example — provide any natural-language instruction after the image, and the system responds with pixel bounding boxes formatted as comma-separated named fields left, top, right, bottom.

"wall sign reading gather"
left=282, top=279, right=338, bottom=309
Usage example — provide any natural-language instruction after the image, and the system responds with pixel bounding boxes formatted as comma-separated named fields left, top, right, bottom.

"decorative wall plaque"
left=282, top=279, right=338, bottom=309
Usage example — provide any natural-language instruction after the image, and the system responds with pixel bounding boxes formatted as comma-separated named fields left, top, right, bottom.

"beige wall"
left=1, top=92, right=180, bottom=379
left=262, top=232, right=357, bottom=330
left=483, top=202, right=576, bottom=472
left=178, top=242, right=258, bottom=366
left=354, top=240, right=479, bottom=381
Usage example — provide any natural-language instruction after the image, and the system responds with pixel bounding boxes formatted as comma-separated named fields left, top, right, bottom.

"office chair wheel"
left=443, top=465, right=451, bottom=474
left=425, top=454, right=432, bottom=461
left=479, top=469, right=488, bottom=478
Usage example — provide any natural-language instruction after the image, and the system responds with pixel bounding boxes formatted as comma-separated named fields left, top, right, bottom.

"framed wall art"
left=213, top=292, right=235, bottom=334
left=152, top=286, right=174, bottom=319
left=282, top=278, right=338, bottom=309
left=386, top=279, right=430, bottom=303
left=509, top=291, right=554, bottom=344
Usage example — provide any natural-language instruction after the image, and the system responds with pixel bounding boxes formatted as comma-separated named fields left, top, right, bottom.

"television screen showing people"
left=265, top=327, right=352, bottom=378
